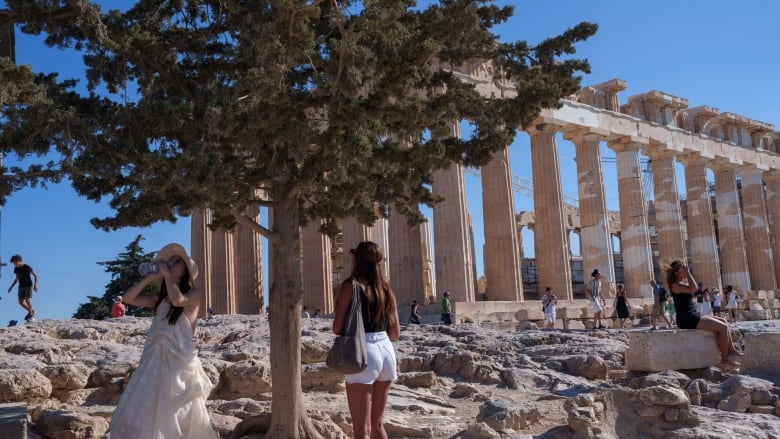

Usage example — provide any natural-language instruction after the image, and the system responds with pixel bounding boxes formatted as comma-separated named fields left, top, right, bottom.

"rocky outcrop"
left=0, top=315, right=778, bottom=438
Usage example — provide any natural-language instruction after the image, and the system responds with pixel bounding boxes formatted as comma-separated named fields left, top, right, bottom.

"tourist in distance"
left=109, top=243, right=217, bottom=438
left=649, top=279, right=672, bottom=330
left=440, top=291, right=453, bottom=325
left=111, top=295, right=126, bottom=318
left=613, top=284, right=631, bottom=329
left=541, top=287, right=558, bottom=329
left=725, top=285, right=739, bottom=323
left=586, top=269, right=606, bottom=329
left=667, top=260, right=742, bottom=369
left=7, top=254, right=39, bottom=322
left=333, top=241, right=400, bottom=439
left=711, top=288, right=722, bottom=317
left=409, top=300, right=421, bottom=324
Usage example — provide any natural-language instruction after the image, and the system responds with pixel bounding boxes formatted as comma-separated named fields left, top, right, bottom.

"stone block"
left=741, top=333, right=780, bottom=375
left=742, top=310, right=771, bottom=321
left=514, top=308, right=544, bottom=321
left=745, top=290, right=768, bottom=300
left=558, top=307, right=582, bottom=319
left=0, top=402, right=27, bottom=439
left=625, top=330, right=720, bottom=372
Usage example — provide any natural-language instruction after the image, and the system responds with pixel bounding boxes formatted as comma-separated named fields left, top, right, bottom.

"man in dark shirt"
left=7, top=254, right=39, bottom=321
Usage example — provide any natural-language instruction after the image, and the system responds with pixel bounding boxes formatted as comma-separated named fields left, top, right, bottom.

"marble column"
left=566, top=128, right=616, bottom=296
left=764, top=170, right=780, bottom=287
left=678, top=154, right=722, bottom=292
left=191, top=208, right=212, bottom=318
left=481, top=147, right=523, bottom=301
left=608, top=139, right=654, bottom=298
left=432, top=123, right=476, bottom=303
left=528, top=123, right=573, bottom=300
left=302, top=220, right=334, bottom=313
left=211, top=228, right=237, bottom=314
left=712, top=162, right=751, bottom=292
left=235, top=205, right=264, bottom=314
left=647, top=149, right=687, bottom=263
left=388, top=205, right=426, bottom=306
left=739, top=166, right=776, bottom=290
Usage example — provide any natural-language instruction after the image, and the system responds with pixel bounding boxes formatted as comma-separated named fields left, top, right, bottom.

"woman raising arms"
left=667, top=260, right=742, bottom=369
left=333, top=241, right=400, bottom=439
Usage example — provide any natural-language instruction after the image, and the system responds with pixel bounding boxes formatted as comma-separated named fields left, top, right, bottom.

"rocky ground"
left=0, top=315, right=779, bottom=438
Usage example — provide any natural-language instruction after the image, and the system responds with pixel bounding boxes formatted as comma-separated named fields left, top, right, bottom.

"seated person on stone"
left=667, top=260, right=742, bottom=368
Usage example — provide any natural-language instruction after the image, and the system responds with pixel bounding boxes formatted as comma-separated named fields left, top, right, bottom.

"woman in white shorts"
left=333, top=242, right=400, bottom=439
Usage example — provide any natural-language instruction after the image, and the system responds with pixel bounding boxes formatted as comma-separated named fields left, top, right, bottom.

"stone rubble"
left=0, top=315, right=777, bottom=438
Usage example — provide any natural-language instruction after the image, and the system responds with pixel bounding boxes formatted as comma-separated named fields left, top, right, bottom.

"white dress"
left=109, top=300, right=217, bottom=439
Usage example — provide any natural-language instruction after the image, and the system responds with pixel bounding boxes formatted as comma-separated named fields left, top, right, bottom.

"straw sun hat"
left=156, top=243, right=199, bottom=281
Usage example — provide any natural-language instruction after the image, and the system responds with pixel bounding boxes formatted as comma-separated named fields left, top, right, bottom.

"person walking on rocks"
left=650, top=279, right=672, bottom=330
left=333, top=241, right=400, bottom=439
left=542, top=287, right=558, bottom=329
left=109, top=243, right=217, bottom=438
left=712, top=288, right=722, bottom=317
left=7, top=254, right=39, bottom=322
left=586, top=269, right=605, bottom=329
left=409, top=300, right=421, bottom=324
left=613, top=284, right=631, bottom=329
left=441, top=291, right=453, bottom=325
left=725, top=285, right=739, bottom=323
left=667, top=260, right=742, bottom=369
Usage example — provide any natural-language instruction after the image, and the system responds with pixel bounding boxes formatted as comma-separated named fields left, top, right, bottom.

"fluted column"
left=481, top=147, right=523, bottom=301
left=191, top=208, right=212, bottom=318
left=608, top=138, right=654, bottom=298
left=302, top=220, right=334, bottom=313
left=648, top=149, right=687, bottom=262
left=432, top=122, right=476, bottom=303
left=764, top=170, right=780, bottom=286
left=388, top=205, right=426, bottom=306
left=712, top=162, right=751, bottom=292
left=678, top=154, right=722, bottom=291
left=528, top=123, right=573, bottom=299
left=739, top=166, right=776, bottom=290
left=211, top=228, right=237, bottom=314
left=235, top=205, right=263, bottom=314
left=566, top=128, right=616, bottom=296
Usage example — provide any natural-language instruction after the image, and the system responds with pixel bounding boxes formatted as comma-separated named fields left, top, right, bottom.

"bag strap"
left=342, top=279, right=364, bottom=336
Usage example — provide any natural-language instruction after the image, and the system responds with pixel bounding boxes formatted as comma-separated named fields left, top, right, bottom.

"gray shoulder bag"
left=326, top=280, right=368, bottom=374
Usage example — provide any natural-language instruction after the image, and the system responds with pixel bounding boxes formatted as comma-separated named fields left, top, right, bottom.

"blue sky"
left=1, top=1, right=778, bottom=323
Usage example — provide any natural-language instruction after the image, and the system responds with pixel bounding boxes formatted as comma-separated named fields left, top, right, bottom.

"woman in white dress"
left=109, top=243, right=217, bottom=439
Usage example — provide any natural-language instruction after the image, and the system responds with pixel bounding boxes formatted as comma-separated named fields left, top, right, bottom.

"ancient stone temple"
left=192, top=69, right=780, bottom=321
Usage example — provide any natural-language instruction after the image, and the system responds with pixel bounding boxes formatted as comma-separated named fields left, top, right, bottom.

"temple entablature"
left=622, top=90, right=688, bottom=127
left=678, top=105, right=720, bottom=135
left=716, top=112, right=775, bottom=148
left=574, top=79, right=627, bottom=112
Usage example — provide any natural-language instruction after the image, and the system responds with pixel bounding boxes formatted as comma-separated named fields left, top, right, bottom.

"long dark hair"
left=666, top=260, right=683, bottom=292
left=153, top=272, right=192, bottom=325
left=350, top=241, right=397, bottom=329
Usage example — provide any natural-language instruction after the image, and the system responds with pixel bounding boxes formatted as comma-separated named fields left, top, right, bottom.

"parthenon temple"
left=189, top=66, right=780, bottom=321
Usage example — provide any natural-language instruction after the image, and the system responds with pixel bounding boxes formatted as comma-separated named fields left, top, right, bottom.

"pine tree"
left=0, top=2, right=596, bottom=437
left=72, top=235, right=156, bottom=319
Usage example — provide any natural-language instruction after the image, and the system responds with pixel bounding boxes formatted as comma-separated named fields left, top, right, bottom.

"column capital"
left=763, top=169, right=780, bottom=182
left=709, top=157, right=743, bottom=172
left=562, top=126, right=610, bottom=143
left=526, top=122, right=565, bottom=136
left=676, top=151, right=714, bottom=166
left=737, top=164, right=769, bottom=183
left=607, top=135, right=649, bottom=153
left=644, top=147, right=678, bottom=160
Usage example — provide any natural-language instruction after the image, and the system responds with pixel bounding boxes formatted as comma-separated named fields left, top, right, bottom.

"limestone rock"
left=34, top=409, right=109, bottom=439
left=476, top=399, right=541, bottom=433
left=717, top=391, right=751, bottom=413
left=625, top=329, right=720, bottom=372
left=561, top=355, right=609, bottom=380
left=741, top=332, right=780, bottom=375
left=0, top=370, right=52, bottom=403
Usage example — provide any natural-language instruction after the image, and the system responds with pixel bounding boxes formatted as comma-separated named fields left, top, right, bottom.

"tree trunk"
left=265, top=181, right=323, bottom=438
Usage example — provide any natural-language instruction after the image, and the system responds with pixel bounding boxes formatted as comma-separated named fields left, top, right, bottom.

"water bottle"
left=138, top=262, right=159, bottom=277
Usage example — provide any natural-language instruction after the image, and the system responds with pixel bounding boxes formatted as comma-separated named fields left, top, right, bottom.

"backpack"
left=658, top=288, right=667, bottom=303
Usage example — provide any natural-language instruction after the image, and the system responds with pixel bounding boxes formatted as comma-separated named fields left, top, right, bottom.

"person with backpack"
left=649, top=279, right=672, bottom=330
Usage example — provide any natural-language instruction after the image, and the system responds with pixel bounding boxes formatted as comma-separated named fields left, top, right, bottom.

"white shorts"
left=344, top=332, right=398, bottom=385
left=591, top=299, right=603, bottom=313
left=545, top=310, right=556, bottom=324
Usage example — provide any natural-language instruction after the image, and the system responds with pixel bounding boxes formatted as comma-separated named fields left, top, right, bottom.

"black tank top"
left=358, top=285, right=387, bottom=333
left=672, top=289, right=699, bottom=320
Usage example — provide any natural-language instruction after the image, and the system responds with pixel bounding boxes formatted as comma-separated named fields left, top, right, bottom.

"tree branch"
left=240, top=213, right=276, bottom=242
